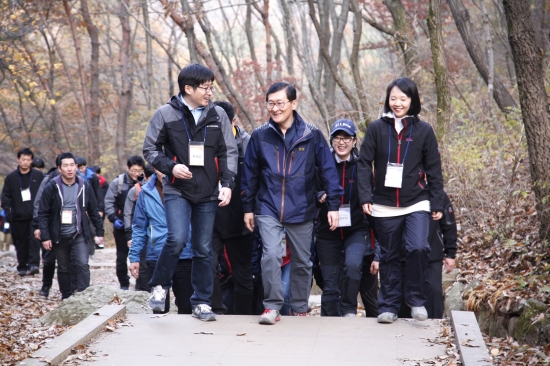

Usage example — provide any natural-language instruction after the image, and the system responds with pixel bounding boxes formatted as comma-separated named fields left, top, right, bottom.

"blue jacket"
left=241, top=112, right=344, bottom=223
left=129, top=174, right=192, bottom=263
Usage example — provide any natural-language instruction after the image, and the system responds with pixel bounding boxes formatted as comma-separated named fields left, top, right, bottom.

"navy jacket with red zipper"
left=357, top=115, right=443, bottom=212
left=316, top=151, right=380, bottom=261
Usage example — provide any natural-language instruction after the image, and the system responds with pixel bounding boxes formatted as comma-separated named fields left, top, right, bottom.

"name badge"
left=385, top=163, right=403, bottom=188
left=4, top=222, right=9, bottom=230
left=338, top=204, right=351, bottom=227
left=189, top=141, right=205, bottom=166
left=281, top=236, right=287, bottom=257
left=61, top=210, right=73, bottom=224
left=21, top=188, right=31, bottom=202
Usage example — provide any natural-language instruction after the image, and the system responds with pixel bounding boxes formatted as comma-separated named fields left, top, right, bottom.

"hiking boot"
left=39, top=285, right=51, bottom=297
left=148, top=285, right=166, bottom=312
left=28, top=266, right=39, bottom=275
left=94, top=243, right=104, bottom=250
left=291, top=310, right=307, bottom=316
left=120, top=286, right=129, bottom=291
left=18, top=270, right=27, bottom=277
left=377, top=312, right=397, bottom=324
left=259, top=309, right=281, bottom=325
left=411, top=306, right=428, bottom=321
left=192, top=304, right=216, bottom=322
left=343, top=313, right=356, bottom=318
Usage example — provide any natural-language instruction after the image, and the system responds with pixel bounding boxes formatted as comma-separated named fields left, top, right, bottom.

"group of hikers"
left=2, top=63, right=456, bottom=325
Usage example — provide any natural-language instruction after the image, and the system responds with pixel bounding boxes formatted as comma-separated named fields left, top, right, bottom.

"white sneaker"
left=411, top=306, right=428, bottom=321
left=377, top=312, right=397, bottom=323
left=259, top=309, right=281, bottom=325
left=148, top=285, right=166, bottom=312
left=192, top=304, right=216, bottom=321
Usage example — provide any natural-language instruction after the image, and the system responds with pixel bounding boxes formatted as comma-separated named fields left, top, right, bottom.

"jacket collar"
left=167, top=95, right=216, bottom=128
left=142, top=173, right=164, bottom=205
left=268, top=112, right=312, bottom=144
left=53, top=174, right=84, bottom=191
left=381, top=111, right=418, bottom=126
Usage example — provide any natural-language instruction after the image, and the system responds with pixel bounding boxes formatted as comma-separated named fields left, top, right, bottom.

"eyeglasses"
left=266, top=100, right=290, bottom=110
left=129, top=169, right=144, bottom=175
left=333, top=136, right=354, bottom=143
left=196, top=85, right=216, bottom=94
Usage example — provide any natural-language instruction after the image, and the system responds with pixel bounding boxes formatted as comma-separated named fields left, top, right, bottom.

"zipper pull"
left=398, top=140, right=402, bottom=145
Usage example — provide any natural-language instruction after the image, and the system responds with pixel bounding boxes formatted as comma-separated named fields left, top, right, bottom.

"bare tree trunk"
left=117, top=0, right=133, bottom=170
left=308, top=0, right=360, bottom=121
left=427, top=0, right=451, bottom=142
left=447, top=0, right=518, bottom=114
left=252, top=1, right=273, bottom=84
left=383, top=0, right=420, bottom=77
left=502, top=0, right=550, bottom=239
left=180, top=0, right=200, bottom=64
left=80, top=0, right=100, bottom=164
left=141, top=0, right=154, bottom=110
left=350, top=0, right=370, bottom=125
left=63, top=0, right=96, bottom=163
left=279, top=0, right=294, bottom=75
left=481, top=0, right=503, bottom=172
left=245, top=4, right=265, bottom=89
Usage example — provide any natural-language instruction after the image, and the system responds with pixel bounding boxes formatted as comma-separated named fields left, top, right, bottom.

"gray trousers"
left=256, top=215, right=313, bottom=313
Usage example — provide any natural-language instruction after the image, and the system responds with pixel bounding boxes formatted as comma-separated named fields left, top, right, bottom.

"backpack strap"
left=134, top=182, right=143, bottom=199
left=117, top=173, right=126, bottom=196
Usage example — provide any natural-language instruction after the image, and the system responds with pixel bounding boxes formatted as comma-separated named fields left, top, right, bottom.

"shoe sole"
left=192, top=313, right=217, bottom=321
left=412, top=314, right=427, bottom=321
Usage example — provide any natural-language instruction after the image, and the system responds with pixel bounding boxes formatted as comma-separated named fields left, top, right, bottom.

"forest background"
left=1, top=0, right=550, bottom=360
left=0, top=0, right=550, bottom=357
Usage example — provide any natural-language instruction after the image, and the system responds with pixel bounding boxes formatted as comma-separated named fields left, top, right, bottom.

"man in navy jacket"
left=241, top=82, right=344, bottom=324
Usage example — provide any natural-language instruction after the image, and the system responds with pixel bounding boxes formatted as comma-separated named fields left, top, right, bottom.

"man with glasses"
left=241, top=82, right=344, bottom=324
left=104, top=155, right=145, bottom=290
left=143, top=63, right=238, bottom=321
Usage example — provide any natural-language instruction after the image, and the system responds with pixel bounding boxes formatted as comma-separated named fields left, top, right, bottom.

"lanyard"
left=387, top=121, right=413, bottom=164
left=18, top=171, right=31, bottom=190
left=178, top=106, right=207, bottom=143
left=340, top=162, right=356, bottom=205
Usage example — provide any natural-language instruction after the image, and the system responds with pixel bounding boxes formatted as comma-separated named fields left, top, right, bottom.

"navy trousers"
left=374, top=211, right=430, bottom=315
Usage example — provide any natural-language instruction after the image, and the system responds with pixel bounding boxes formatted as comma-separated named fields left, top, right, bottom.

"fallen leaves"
left=0, top=256, right=67, bottom=365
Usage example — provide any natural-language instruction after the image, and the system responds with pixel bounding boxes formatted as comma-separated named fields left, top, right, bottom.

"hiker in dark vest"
left=37, top=152, right=104, bottom=299
left=104, top=155, right=145, bottom=290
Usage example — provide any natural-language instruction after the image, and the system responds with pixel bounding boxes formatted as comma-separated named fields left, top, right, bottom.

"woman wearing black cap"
left=357, top=78, right=444, bottom=324
left=315, top=119, right=379, bottom=317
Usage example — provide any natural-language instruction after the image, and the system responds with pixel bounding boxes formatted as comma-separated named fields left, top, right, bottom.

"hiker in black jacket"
left=1, top=147, right=44, bottom=276
left=210, top=100, right=254, bottom=315
left=143, top=64, right=238, bottom=321
left=38, top=153, right=104, bottom=299
left=358, top=78, right=444, bottom=324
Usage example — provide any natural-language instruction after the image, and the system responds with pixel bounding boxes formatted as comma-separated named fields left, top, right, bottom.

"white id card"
left=4, top=222, right=9, bottom=230
left=385, top=163, right=404, bottom=188
left=281, top=237, right=287, bottom=257
left=21, top=188, right=31, bottom=202
left=189, top=141, right=205, bottom=166
left=61, top=210, right=73, bottom=224
left=338, top=204, right=351, bottom=227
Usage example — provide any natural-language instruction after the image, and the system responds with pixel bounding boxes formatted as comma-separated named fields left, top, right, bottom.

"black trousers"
left=135, top=246, right=149, bottom=291
left=359, top=255, right=379, bottom=318
left=146, top=259, right=192, bottom=314
left=211, top=232, right=254, bottom=315
left=113, top=229, right=130, bottom=288
left=11, top=220, right=40, bottom=272
left=42, top=248, right=56, bottom=287
left=398, top=260, right=444, bottom=319
left=53, top=234, right=90, bottom=299
left=375, top=212, right=430, bottom=314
